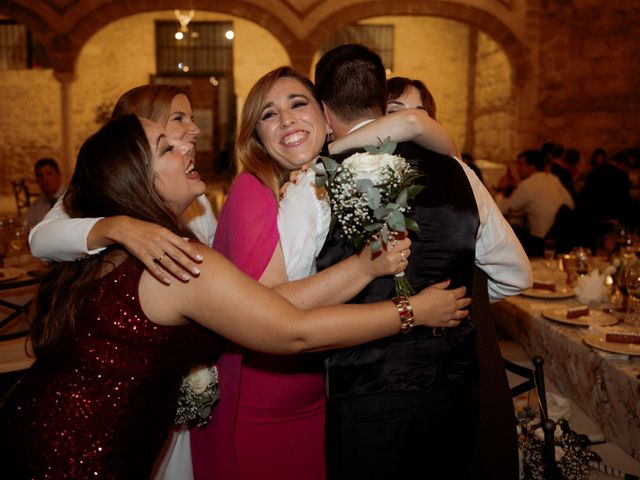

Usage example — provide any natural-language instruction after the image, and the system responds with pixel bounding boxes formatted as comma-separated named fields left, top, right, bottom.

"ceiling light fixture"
left=174, top=9, right=195, bottom=38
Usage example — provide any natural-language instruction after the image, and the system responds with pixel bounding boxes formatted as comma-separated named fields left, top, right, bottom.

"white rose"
left=343, top=152, right=405, bottom=184
left=185, top=366, right=216, bottom=395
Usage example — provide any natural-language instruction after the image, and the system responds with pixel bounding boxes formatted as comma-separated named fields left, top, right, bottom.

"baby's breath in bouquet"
left=313, top=137, right=424, bottom=296
left=175, top=364, right=220, bottom=429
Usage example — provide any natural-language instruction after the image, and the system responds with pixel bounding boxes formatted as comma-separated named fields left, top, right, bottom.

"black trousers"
left=326, top=390, right=478, bottom=480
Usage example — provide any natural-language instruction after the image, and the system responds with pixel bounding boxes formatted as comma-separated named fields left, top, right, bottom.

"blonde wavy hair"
left=111, top=84, right=187, bottom=126
left=235, top=66, right=323, bottom=198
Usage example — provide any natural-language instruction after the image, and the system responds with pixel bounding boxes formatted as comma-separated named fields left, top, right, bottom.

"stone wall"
left=473, top=30, right=516, bottom=164
left=362, top=16, right=471, bottom=153
left=0, top=69, right=61, bottom=194
left=535, top=0, right=640, bottom=157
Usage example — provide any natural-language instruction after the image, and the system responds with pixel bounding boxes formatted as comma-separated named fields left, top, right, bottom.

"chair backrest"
left=504, top=356, right=564, bottom=479
left=504, top=356, right=549, bottom=418
left=11, top=179, right=38, bottom=217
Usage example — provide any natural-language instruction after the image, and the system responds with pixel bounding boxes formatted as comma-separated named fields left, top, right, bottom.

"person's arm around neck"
left=328, top=109, right=458, bottom=157
left=29, top=195, right=104, bottom=261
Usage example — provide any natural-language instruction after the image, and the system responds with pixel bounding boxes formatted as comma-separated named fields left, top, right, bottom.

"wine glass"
left=571, top=246, right=591, bottom=277
left=625, top=260, right=640, bottom=325
left=616, top=226, right=638, bottom=259
left=9, top=225, right=28, bottom=255
left=543, top=239, right=556, bottom=269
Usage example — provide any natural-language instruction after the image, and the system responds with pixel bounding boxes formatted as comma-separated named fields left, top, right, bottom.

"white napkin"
left=574, top=270, right=609, bottom=305
left=546, top=392, right=571, bottom=421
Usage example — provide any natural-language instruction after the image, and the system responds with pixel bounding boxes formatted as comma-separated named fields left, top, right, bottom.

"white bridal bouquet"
left=313, top=137, right=424, bottom=296
left=175, top=364, right=220, bottom=428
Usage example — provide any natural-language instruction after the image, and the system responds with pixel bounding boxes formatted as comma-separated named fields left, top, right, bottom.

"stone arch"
left=2, top=0, right=305, bottom=74
left=305, top=1, right=531, bottom=88
left=0, top=2, right=54, bottom=43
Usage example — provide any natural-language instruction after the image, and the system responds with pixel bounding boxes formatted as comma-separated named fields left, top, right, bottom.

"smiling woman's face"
left=255, top=77, right=329, bottom=172
left=165, top=93, right=201, bottom=147
left=142, top=119, right=206, bottom=215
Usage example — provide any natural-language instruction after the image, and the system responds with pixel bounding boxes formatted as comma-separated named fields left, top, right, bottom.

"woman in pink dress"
left=191, top=67, right=461, bottom=480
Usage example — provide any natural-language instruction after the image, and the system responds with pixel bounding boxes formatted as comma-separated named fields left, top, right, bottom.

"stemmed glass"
left=9, top=225, right=28, bottom=255
left=616, top=226, right=638, bottom=258
left=571, top=246, right=591, bottom=277
left=625, top=260, right=640, bottom=325
left=543, top=239, right=556, bottom=269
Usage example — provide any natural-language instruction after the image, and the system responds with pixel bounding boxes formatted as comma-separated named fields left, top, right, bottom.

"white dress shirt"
left=277, top=169, right=331, bottom=281
left=454, top=158, right=533, bottom=301
left=495, top=171, right=574, bottom=239
left=29, top=194, right=217, bottom=261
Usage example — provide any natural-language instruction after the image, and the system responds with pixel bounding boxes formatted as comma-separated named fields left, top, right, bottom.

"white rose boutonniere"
left=175, top=364, right=220, bottom=428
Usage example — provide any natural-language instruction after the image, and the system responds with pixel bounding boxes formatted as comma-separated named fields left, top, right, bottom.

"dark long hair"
left=30, top=115, right=194, bottom=358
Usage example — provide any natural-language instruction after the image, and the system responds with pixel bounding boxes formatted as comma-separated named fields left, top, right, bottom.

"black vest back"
left=316, top=143, right=480, bottom=398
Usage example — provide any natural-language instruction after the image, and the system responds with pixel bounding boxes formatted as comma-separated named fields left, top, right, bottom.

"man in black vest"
left=315, top=44, right=532, bottom=479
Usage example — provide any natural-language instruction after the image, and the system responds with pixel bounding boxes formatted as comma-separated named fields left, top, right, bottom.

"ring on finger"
left=155, top=253, right=166, bottom=263
left=400, top=251, right=406, bottom=262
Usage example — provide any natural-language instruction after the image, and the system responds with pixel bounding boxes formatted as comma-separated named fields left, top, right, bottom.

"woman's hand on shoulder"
left=410, top=280, right=470, bottom=328
left=100, top=216, right=203, bottom=284
left=357, top=235, right=411, bottom=279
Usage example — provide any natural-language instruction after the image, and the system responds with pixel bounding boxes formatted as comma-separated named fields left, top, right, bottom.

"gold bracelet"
left=392, top=296, right=415, bottom=334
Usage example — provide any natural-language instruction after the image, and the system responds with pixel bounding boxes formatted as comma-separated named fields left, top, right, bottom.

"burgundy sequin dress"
left=0, top=257, right=220, bottom=479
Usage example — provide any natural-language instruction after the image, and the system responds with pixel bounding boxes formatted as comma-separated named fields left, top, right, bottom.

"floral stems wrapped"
left=313, top=137, right=424, bottom=297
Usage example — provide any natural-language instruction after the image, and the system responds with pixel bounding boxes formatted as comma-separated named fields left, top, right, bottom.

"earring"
left=326, top=129, right=334, bottom=143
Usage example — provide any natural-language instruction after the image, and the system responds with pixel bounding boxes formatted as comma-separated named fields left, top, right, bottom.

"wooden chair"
left=505, top=356, right=563, bottom=480
left=11, top=178, right=39, bottom=217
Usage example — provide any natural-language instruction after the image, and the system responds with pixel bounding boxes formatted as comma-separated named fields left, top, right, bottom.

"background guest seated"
left=495, top=149, right=574, bottom=256
left=26, top=157, right=65, bottom=230
left=577, top=148, right=632, bottom=251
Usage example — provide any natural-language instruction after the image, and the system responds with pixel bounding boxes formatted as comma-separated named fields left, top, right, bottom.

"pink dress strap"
left=191, top=173, right=279, bottom=480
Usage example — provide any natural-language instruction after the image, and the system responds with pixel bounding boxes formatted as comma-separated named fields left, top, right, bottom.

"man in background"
left=26, top=157, right=64, bottom=230
left=496, top=149, right=574, bottom=256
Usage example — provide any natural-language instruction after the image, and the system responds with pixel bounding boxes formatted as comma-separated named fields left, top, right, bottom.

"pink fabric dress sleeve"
left=191, top=173, right=279, bottom=480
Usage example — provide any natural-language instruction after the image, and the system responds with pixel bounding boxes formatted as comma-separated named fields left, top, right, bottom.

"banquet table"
left=490, top=264, right=640, bottom=462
